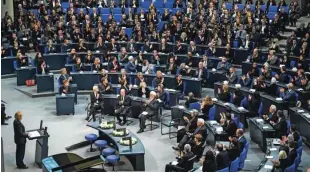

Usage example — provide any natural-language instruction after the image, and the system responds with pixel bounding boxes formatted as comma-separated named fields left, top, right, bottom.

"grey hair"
left=184, top=144, right=191, bottom=153
left=271, top=77, right=277, bottom=84
left=197, top=118, right=205, bottom=124
left=270, top=105, right=277, bottom=112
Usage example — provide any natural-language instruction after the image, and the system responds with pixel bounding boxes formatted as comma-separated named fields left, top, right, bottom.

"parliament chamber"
left=1, top=0, right=310, bottom=172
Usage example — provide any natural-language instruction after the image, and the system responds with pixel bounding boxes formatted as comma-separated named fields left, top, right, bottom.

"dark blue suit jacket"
left=279, top=72, right=290, bottom=84
left=125, top=62, right=137, bottom=73
left=281, top=90, right=297, bottom=107
left=216, top=62, right=231, bottom=72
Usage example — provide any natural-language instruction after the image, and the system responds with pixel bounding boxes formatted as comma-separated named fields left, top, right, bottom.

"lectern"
left=27, top=120, right=50, bottom=168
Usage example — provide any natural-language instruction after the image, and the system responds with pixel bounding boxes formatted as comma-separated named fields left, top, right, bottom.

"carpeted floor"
left=1, top=77, right=310, bottom=172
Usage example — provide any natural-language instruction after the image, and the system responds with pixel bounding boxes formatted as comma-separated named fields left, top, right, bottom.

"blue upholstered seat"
left=85, top=133, right=98, bottom=141
left=102, top=147, right=116, bottom=156
left=106, top=155, right=120, bottom=164
left=95, top=140, right=107, bottom=148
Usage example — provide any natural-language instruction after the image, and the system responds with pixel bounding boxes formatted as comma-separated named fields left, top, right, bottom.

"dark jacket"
left=227, top=145, right=240, bottom=161
left=233, top=90, right=243, bottom=106
left=166, top=63, right=177, bottom=75
left=138, top=87, right=150, bottom=98
left=266, top=83, right=277, bottom=97
left=177, top=152, right=195, bottom=171
left=287, top=148, right=297, bottom=166
left=218, top=91, right=231, bottom=102
left=216, top=151, right=230, bottom=170
left=99, top=83, right=113, bottom=94
left=238, top=136, right=247, bottom=152
left=201, top=104, right=213, bottom=119
left=90, top=92, right=103, bottom=106
left=192, top=142, right=204, bottom=159
left=14, top=120, right=28, bottom=144
left=116, top=95, right=132, bottom=114
left=202, top=159, right=217, bottom=172
left=223, top=120, right=238, bottom=137
left=274, top=118, right=288, bottom=138
left=145, top=99, right=160, bottom=116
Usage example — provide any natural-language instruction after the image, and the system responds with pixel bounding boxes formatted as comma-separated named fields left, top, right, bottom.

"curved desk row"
left=87, top=121, right=146, bottom=171
left=71, top=71, right=202, bottom=97
left=214, top=82, right=290, bottom=114
left=256, top=138, right=280, bottom=172
left=289, top=107, right=310, bottom=146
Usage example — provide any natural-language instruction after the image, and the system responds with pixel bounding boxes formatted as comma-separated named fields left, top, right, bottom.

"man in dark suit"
left=165, top=144, right=195, bottom=172
left=276, top=66, right=290, bottom=84
left=59, top=68, right=72, bottom=86
left=87, top=86, right=104, bottom=122
left=115, top=89, right=132, bottom=126
left=194, top=62, right=207, bottom=84
left=226, top=67, right=238, bottom=84
left=221, top=113, right=238, bottom=137
left=215, top=143, right=230, bottom=170
left=266, top=77, right=278, bottom=97
left=263, top=105, right=278, bottom=123
left=272, top=110, right=288, bottom=138
left=289, top=124, right=300, bottom=142
left=287, top=141, right=297, bottom=165
left=99, top=77, right=113, bottom=94
left=191, top=134, right=204, bottom=160
left=226, top=137, right=241, bottom=161
left=107, top=38, right=119, bottom=52
left=236, top=129, right=247, bottom=152
left=125, top=56, right=137, bottom=73
left=216, top=57, right=231, bottom=72
left=13, top=111, right=28, bottom=169
left=166, top=57, right=177, bottom=75
left=172, top=118, right=207, bottom=151
left=137, top=91, right=160, bottom=133
left=157, top=84, right=166, bottom=103
left=280, top=83, right=297, bottom=107
left=153, top=71, right=165, bottom=87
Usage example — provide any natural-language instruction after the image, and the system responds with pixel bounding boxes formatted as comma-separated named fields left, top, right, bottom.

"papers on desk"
left=249, top=89, right=256, bottom=93
left=264, top=165, right=273, bottom=169
left=215, top=127, right=223, bottom=132
left=223, top=81, right=229, bottom=85
left=270, top=148, right=278, bottom=151
left=21, top=67, right=26, bottom=69
left=96, top=50, right=100, bottom=53
left=238, top=107, right=245, bottom=111
left=178, top=105, right=185, bottom=109
left=235, top=84, right=241, bottom=88
left=157, top=99, right=162, bottom=103
left=199, top=166, right=203, bottom=171
left=142, top=111, right=148, bottom=115
left=165, top=89, right=176, bottom=92
left=297, top=109, right=305, bottom=113
left=297, top=88, right=304, bottom=91
left=48, top=73, right=53, bottom=75
left=212, top=68, right=216, bottom=72
left=93, top=70, right=97, bottom=73
left=79, top=71, right=83, bottom=74
left=272, top=139, right=281, bottom=145
left=303, top=113, right=310, bottom=118
left=171, top=161, right=178, bottom=165
left=224, top=102, right=230, bottom=106
left=178, top=126, right=185, bottom=130
left=266, top=155, right=274, bottom=159
left=276, top=98, right=283, bottom=101
left=256, top=118, right=264, bottom=123
left=263, top=126, right=269, bottom=129
left=61, top=93, right=66, bottom=97
left=209, top=120, right=218, bottom=125
left=28, top=131, right=41, bottom=138
left=212, top=98, right=218, bottom=102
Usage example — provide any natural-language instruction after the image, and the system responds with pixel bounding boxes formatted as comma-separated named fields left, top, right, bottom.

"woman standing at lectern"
left=13, top=111, right=28, bottom=169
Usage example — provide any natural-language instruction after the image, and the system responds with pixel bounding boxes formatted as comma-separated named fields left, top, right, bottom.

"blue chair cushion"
left=102, top=148, right=116, bottom=156
left=85, top=133, right=98, bottom=141
left=94, top=140, right=107, bottom=148
left=106, top=155, right=120, bottom=164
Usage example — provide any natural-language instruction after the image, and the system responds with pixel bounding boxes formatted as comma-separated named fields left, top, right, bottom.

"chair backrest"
left=152, top=78, right=156, bottom=88
left=230, top=93, right=234, bottom=103
left=284, top=163, right=295, bottom=172
left=258, top=102, right=263, bottom=117
left=13, top=60, right=18, bottom=70
left=286, top=120, right=291, bottom=135
left=189, top=102, right=201, bottom=110
left=217, top=167, right=229, bottom=172
left=297, top=137, right=302, bottom=149
left=294, top=154, right=300, bottom=170
left=164, top=91, right=170, bottom=107
left=230, top=157, right=240, bottom=172
left=182, top=81, right=187, bottom=94
left=239, top=149, right=247, bottom=169
left=290, top=60, right=296, bottom=69
left=268, top=5, right=278, bottom=12
left=240, top=97, right=249, bottom=109
left=297, top=146, right=302, bottom=158
left=208, top=106, right=216, bottom=120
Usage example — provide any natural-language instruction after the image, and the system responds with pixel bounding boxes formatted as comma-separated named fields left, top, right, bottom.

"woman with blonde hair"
left=14, top=111, right=29, bottom=169
left=138, top=81, right=150, bottom=98
left=201, top=96, right=214, bottom=120
left=16, top=52, right=28, bottom=68
left=272, top=150, right=289, bottom=172
left=218, top=84, right=231, bottom=102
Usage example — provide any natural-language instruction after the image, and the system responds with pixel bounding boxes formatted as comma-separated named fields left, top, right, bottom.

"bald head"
left=93, top=85, right=98, bottom=92
left=120, top=89, right=126, bottom=96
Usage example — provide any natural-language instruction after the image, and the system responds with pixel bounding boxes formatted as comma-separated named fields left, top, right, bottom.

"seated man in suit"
left=215, top=143, right=230, bottom=170
left=220, top=113, right=238, bottom=137
left=153, top=71, right=165, bottom=87
left=240, top=72, right=252, bottom=87
left=276, top=66, right=290, bottom=84
left=156, top=84, right=166, bottom=103
left=172, top=118, right=207, bottom=151
left=289, top=124, right=300, bottom=142
left=177, top=110, right=198, bottom=143
left=236, top=129, right=247, bottom=152
left=115, top=89, right=132, bottom=126
left=175, top=75, right=184, bottom=91
left=266, top=77, right=278, bottom=97
left=59, top=68, right=72, bottom=85
left=226, top=67, right=238, bottom=84
left=263, top=104, right=278, bottom=123
left=216, top=57, right=230, bottom=72
left=194, top=62, right=207, bottom=85
left=99, top=77, right=113, bottom=94
left=279, top=83, right=297, bottom=107
left=166, top=57, right=177, bottom=75
left=125, top=56, right=137, bottom=73
left=225, top=137, right=241, bottom=162
left=271, top=110, right=288, bottom=138
left=232, top=85, right=243, bottom=106
left=165, top=144, right=195, bottom=172
left=287, top=141, right=297, bottom=166
left=86, top=86, right=104, bottom=122
left=137, top=91, right=160, bottom=133
left=191, top=134, right=204, bottom=160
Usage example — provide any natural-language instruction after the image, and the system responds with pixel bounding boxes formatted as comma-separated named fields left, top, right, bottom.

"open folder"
left=28, top=131, right=41, bottom=138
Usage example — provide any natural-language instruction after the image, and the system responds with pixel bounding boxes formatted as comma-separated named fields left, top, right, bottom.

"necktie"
left=194, top=127, right=200, bottom=134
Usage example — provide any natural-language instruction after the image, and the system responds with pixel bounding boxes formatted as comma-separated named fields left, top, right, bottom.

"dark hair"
left=205, top=150, right=215, bottom=161
left=277, top=110, right=284, bottom=118
left=290, top=124, right=296, bottom=132
left=217, top=144, right=223, bottom=152
left=226, top=113, right=232, bottom=120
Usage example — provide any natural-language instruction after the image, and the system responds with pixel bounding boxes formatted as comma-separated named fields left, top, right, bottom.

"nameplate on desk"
left=238, top=107, right=245, bottom=111
left=270, top=148, right=277, bottom=151
left=275, top=98, right=283, bottom=101
left=264, top=165, right=273, bottom=169
left=209, top=120, right=218, bottom=125
left=303, top=113, right=310, bottom=118
left=262, top=126, right=269, bottom=129
left=297, top=109, right=305, bottom=113
left=178, top=105, right=185, bottom=109
left=212, top=98, right=218, bottom=102
left=256, top=119, right=264, bottom=123
left=266, top=156, right=273, bottom=159
left=296, top=88, right=304, bottom=91
left=171, top=161, right=178, bottom=166
left=249, top=89, right=255, bottom=93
